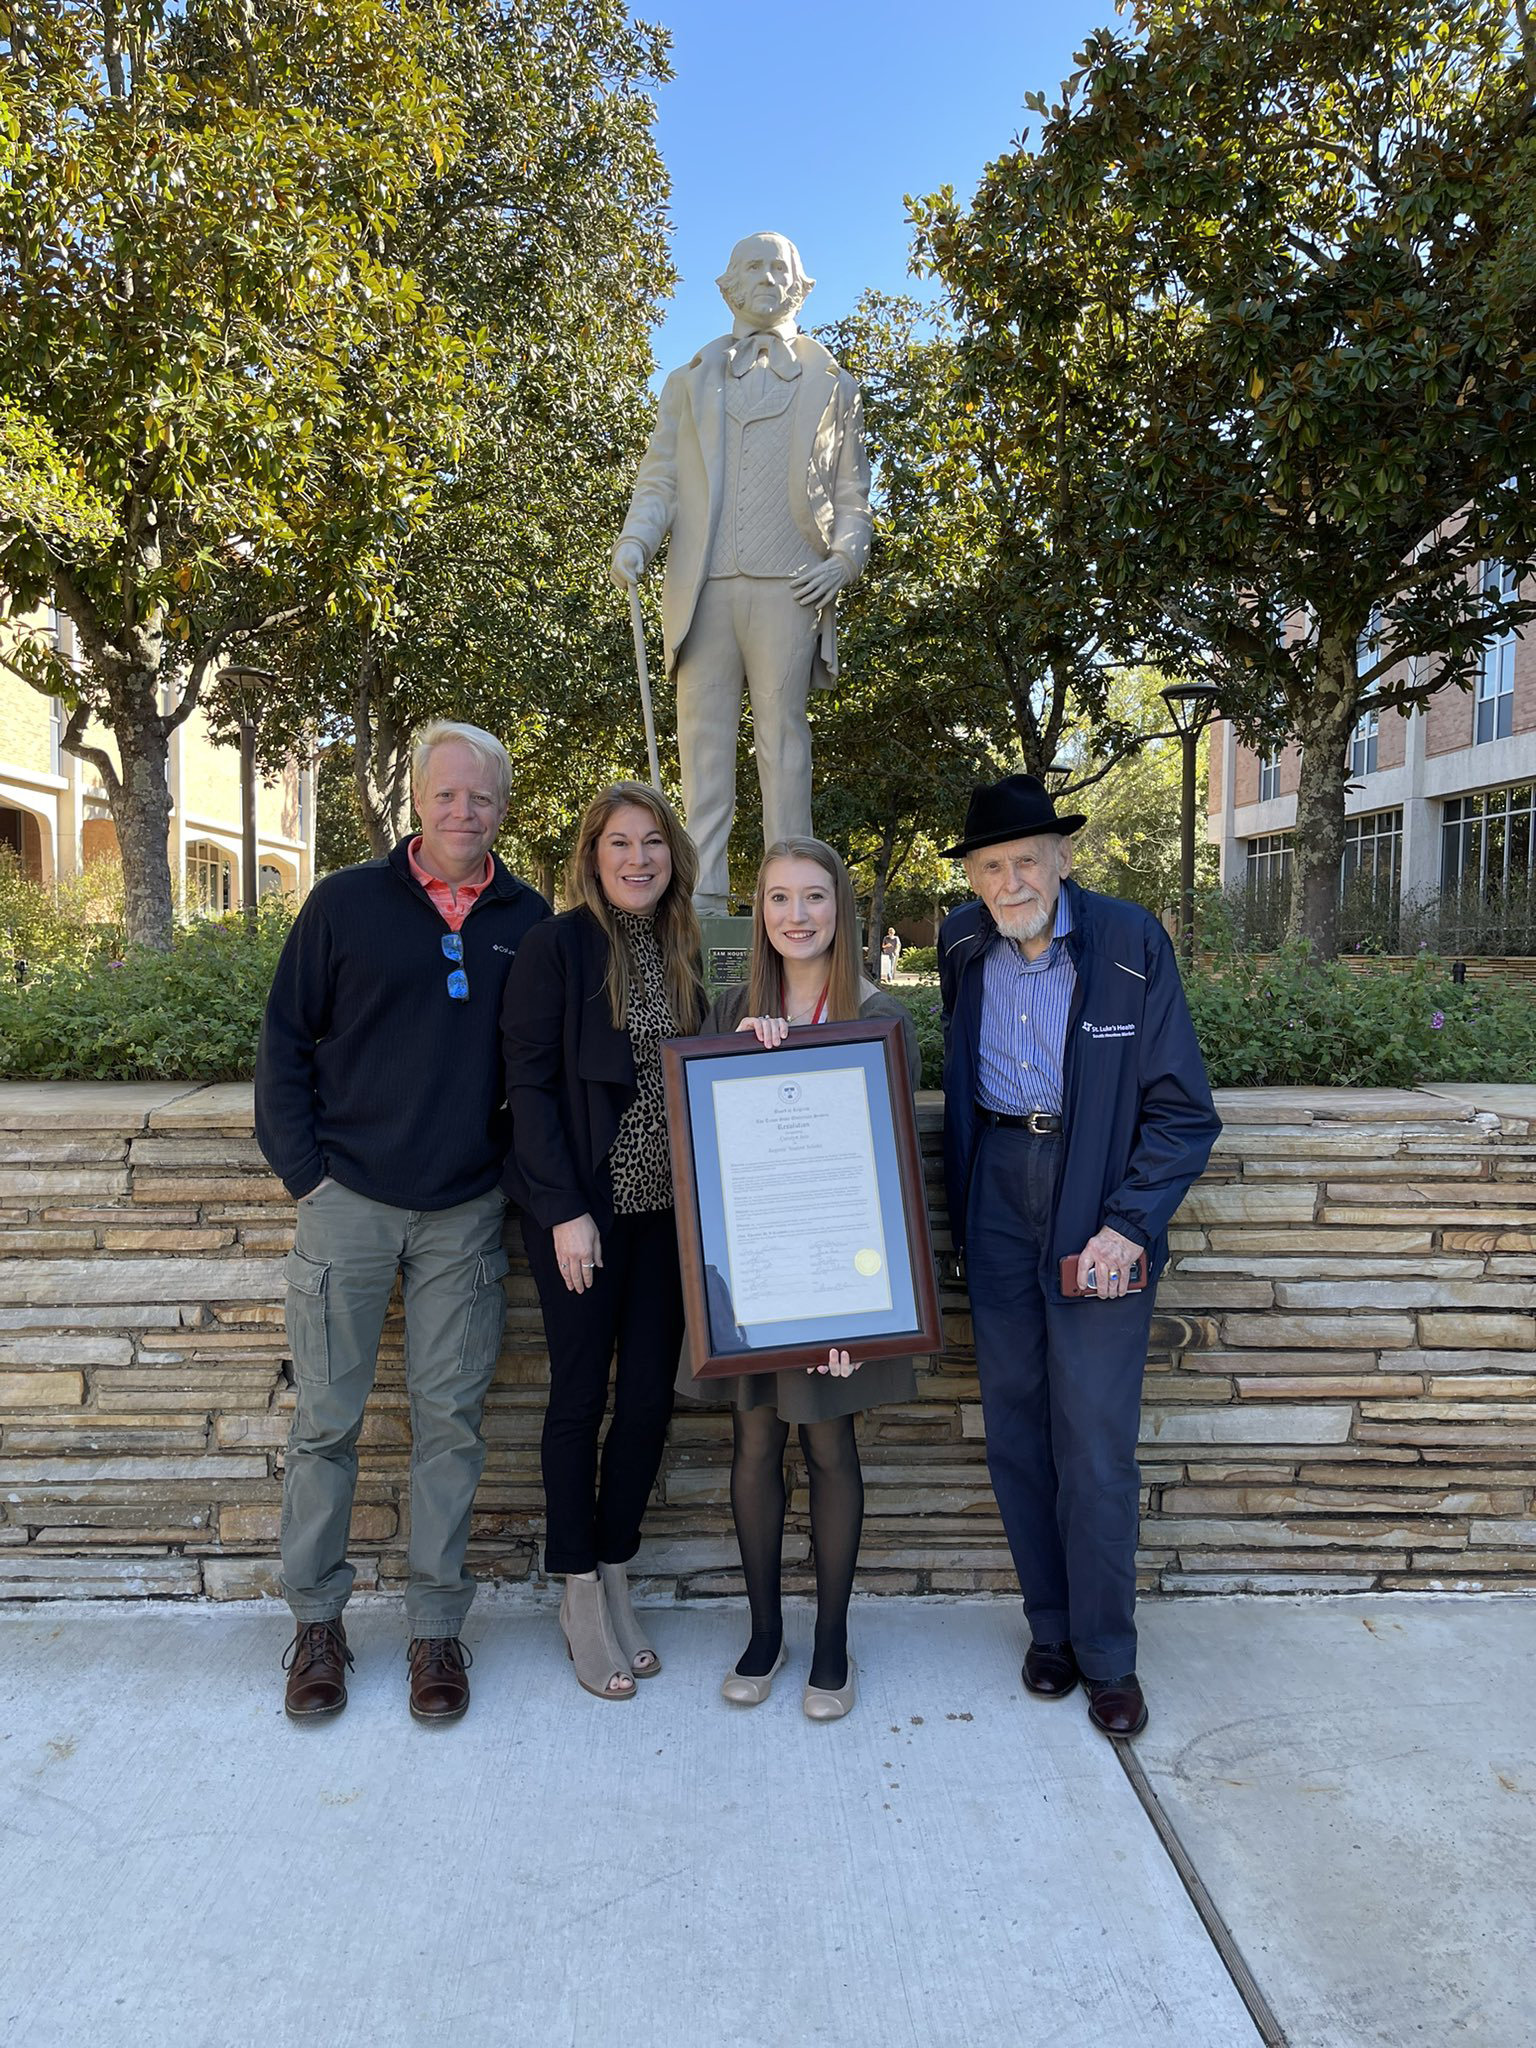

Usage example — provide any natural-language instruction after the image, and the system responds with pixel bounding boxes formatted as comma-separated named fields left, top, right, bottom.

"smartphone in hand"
left=1059, top=1256, right=1145, bottom=1298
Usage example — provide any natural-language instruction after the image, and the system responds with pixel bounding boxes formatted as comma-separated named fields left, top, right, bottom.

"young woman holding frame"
left=676, top=837, right=920, bottom=1721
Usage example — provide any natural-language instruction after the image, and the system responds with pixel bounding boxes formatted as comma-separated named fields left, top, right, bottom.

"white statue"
left=611, top=231, right=873, bottom=914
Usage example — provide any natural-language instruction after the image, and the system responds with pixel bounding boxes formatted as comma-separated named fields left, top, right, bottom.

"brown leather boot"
left=282, top=1619, right=353, bottom=1721
left=408, top=1636, right=472, bottom=1723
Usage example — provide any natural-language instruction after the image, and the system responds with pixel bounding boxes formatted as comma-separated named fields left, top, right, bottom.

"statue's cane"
left=626, top=582, right=663, bottom=792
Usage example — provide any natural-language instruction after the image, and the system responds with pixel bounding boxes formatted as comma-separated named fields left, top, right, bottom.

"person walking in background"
left=256, top=722, right=549, bottom=1725
left=879, top=928, right=901, bottom=983
left=676, top=838, right=921, bottom=1722
left=939, top=774, right=1219, bottom=1739
left=502, top=783, right=706, bottom=1701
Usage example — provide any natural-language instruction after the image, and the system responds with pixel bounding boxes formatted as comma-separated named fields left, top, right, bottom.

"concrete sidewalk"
left=1, top=1594, right=1531, bottom=2048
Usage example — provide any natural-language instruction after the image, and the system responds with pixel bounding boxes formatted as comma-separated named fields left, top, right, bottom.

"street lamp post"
left=1160, top=682, right=1221, bottom=966
left=216, top=666, right=279, bottom=918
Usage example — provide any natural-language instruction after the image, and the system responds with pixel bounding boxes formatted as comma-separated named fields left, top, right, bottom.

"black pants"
left=523, top=1207, right=684, bottom=1576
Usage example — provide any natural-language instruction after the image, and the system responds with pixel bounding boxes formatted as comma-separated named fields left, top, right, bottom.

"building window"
left=1442, top=784, right=1535, bottom=898
left=1243, top=832, right=1293, bottom=947
left=1246, top=833, right=1293, bottom=890
left=48, top=698, right=64, bottom=776
left=1258, top=748, right=1281, bottom=802
left=1475, top=563, right=1518, bottom=745
left=185, top=840, right=234, bottom=916
left=1339, top=808, right=1403, bottom=949
left=1356, top=601, right=1384, bottom=677
left=1348, top=709, right=1379, bottom=778
left=1342, top=809, right=1402, bottom=896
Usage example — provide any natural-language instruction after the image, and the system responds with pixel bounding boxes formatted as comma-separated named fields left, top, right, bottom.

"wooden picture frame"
left=662, top=1017, right=943, bottom=1379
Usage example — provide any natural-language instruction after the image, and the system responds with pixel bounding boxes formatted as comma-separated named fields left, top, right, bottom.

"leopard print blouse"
left=609, top=909, right=676, bottom=1215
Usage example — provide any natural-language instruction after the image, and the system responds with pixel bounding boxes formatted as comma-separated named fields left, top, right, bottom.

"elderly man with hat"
left=939, top=774, right=1219, bottom=1737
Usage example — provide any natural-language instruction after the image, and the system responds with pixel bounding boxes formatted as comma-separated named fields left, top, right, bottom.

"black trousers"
left=523, top=1206, right=684, bottom=1576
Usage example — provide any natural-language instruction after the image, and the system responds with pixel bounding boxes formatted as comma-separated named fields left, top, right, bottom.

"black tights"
left=729, top=1405, right=864, bottom=1690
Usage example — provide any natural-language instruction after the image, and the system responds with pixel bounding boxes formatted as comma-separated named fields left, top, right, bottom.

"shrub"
left=889, top=980, right=945, bottom=1089
left=0, top=850, right=124, bottom=974
left=893, top=949, right=1535, bottom=1092
left=898, top=945, right=938, bottom=976
left=0, top=901, right=294, bottom=1081
left=1183, top=948, right=1536, bottom=1087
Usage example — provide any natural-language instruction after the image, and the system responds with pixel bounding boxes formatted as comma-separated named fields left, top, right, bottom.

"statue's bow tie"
left=731, top=331, right=800, bottom=380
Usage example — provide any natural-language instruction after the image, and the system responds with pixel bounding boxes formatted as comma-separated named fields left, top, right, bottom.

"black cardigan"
left=501, top=907, right=679, bottom=1231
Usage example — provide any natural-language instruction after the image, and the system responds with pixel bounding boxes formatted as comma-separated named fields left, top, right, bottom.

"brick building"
left=0, top=600, right=313, bottom=910
left=1209, top=565, right=1536, bottom=946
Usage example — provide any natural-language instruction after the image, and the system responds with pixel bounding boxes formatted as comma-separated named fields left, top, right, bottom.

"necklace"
left=781, top=974, right=829, bottom=1025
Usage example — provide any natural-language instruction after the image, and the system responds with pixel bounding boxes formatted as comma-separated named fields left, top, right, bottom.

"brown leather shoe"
left=283, top=1619, right=353, bottom=1721
left=408, top=1636, right=472, bottom=1723
left=1022, top=1639, right=1080, bottom=1698
left=1085, top=1673, right=1148, bottom=1738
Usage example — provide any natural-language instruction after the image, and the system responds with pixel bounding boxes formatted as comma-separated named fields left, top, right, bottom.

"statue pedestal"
left=700, top=915, right=754, bottom=996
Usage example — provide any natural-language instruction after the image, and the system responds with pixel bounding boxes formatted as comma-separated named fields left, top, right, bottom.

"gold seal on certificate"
left=663, top=1019, right=943, bottom=1378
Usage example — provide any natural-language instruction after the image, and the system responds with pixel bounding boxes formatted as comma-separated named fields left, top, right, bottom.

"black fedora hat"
left=943, top=773, right=1087, bottom=859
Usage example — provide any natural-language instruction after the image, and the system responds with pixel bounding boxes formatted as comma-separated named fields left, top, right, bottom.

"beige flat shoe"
left=559, top=1574, right=635, bottom=1701
left=721, top=1642, right=787, bottom=1706
left=598, top=1560, right=660, bottom=1677
left=803, top=1656, right=857, bottom=1722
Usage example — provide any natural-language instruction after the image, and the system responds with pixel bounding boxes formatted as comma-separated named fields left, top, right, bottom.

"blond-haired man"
left=256, top=722, right=549, bottom=1723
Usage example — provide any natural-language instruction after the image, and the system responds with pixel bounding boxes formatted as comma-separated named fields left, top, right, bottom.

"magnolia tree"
left=0, top=0, right=477, bottom=948
left=250, top=0, right=675, bottom=862
left=921, top=0, right=1536, bottom=956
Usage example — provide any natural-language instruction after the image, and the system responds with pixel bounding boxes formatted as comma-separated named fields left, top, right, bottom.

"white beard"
left=994, top=899, right=1055, bottom=943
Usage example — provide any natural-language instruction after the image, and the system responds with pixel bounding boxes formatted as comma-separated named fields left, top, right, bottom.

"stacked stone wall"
left=1, top=1080, right=1533, bottom=1601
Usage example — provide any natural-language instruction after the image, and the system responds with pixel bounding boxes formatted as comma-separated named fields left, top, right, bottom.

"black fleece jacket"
left=255, top=841, right=550, bottom=1209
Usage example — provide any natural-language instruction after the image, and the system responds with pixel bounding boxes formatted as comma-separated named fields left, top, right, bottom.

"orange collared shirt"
left=407, top=837, right=493, bottom=933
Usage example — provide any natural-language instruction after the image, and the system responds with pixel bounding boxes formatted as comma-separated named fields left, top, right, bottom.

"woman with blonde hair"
left=502, top=783, right=706, bottom=1700
left=677, top=837, right=920, bottom=1721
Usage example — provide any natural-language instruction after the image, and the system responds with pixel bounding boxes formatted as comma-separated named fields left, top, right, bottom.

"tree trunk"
left=865, top=809, right=899, bottom=980
left=106, top=699, right=177, bottom=954
left=351, top=631, right=414, bottom=855
left=353, top=732, right=412, bottom=857
left=1287, top=636, right=1358, bottom=961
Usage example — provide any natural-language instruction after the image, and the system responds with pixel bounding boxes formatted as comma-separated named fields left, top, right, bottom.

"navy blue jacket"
left=255, top=841, right=550, bottom=1209
left=939, top=877, right=1219, bottom=1300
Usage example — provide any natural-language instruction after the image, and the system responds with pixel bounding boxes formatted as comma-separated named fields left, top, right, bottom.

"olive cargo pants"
left=279, top=1182, right=509, bottom=1636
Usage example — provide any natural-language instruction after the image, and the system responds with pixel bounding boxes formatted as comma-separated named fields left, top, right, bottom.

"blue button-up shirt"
left=974, top=889, right=1077, bottom=1116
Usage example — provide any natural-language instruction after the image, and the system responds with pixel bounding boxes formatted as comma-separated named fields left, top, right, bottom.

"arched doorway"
left=0, top=805, right=45, bottom=882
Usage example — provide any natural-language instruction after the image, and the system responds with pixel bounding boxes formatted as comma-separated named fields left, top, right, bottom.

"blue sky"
left=645, top=0, right=1117, bottom=373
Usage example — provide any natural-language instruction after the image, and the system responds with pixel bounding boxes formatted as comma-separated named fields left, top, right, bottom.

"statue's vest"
left=706, top=370, right=805, bottom=580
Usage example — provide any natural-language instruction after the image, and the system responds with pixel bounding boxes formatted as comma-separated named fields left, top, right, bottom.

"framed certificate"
left=662, top=1017, right=943, bottom=1378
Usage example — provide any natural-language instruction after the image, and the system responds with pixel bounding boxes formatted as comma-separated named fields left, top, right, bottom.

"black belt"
left=976, top=1105, right=1062, bottom=1135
